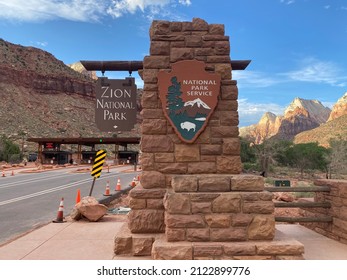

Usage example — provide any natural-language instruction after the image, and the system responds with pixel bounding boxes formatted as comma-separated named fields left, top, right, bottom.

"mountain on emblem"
left=158, top=60, right=221, bottom=143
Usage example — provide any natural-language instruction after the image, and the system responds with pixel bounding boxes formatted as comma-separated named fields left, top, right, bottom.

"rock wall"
left=301, top=179, right=347, bottom=244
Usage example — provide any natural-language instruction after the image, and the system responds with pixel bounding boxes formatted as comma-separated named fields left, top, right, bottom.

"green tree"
left=283, top=142, right=329, bottom=178
left=0, top=135, right=21, bottom=162
left=167, top=77, right=184, bottom=114
left=240, top=137, right=256, bottom=163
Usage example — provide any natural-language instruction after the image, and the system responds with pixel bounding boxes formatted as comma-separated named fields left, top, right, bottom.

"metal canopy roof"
left=27, top=137, right=140, bottom=145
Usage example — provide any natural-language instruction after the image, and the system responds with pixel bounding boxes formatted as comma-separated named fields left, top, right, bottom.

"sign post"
left=95, top=77, right=137, bottom=131
left=89, top=150, right=106, bottom=196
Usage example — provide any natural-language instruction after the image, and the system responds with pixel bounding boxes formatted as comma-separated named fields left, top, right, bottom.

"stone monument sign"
left=114, top=18, right=304, bottom=260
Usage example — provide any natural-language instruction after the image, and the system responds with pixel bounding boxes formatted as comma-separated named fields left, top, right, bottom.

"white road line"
left=0, top=172, right=79, bottom=189
left=0, top=173, right=118, bottom=206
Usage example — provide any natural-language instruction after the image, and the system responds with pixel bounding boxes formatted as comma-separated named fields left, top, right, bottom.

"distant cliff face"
left=328, top=92, right=347, bottom=121
left=240, top=97, right=331, bottom=143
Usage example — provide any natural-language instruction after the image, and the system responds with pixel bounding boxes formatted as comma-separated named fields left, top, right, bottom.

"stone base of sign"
left=114, top=174, right=305, bottom=260
left=114, top=226, right=304, bottom=260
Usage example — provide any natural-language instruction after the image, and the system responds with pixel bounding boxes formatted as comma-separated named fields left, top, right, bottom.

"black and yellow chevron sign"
left=91, top=150, right=106, bottom=178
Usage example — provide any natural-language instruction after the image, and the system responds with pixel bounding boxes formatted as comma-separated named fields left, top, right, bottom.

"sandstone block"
left=141, top=90, right=158, bottom=109
left=142, top=69, right=158, bottom=83
left=223, top=138, right=241, bottom=155
left=198, top=175, right=230, bottom=192
left=75, top=197, right=108, bottom=222
left=146, top=199, right=164, bottom=209
left=210, top=228, right=247, bottom=241
left=256, top=240, right=304, bottom=255
left=215, top=63, right=232, bottom=80
left=231, top=174, right=264, bottom=191
left=209, top=24, right=224, bottom=35
left=200, top=144, right=222, bottom=155
left=193, top=244, right=223, bottom=257
left=192, top=18, right=209, bottom=31
left=248, top=215, right=275, bottom=240
left=140, top=171, right=166, bottom=189
left=152, top=240, right=192, bottom=260
left=129, top=186, right=166, bottom=199
left=217, top=100, right=238, bottom=111
left=190, top=193, right=220, bottom=202
left=191, top=202, right=211, bottom=214
left=150, top=20, right=170, bottom=36
left=114, top=236, right=132, bottom=255
left=221, top=84, right=238, bottom=100
left=155, top=153, right=175, bottom=163
left=216, top=156, right=242, bottom=174
left=141, top=119, right=167, bottom=134
left=243, top=201, right=274, bottom=214
left=223, top=243, right=257, bottom=256
left=231, top=214, right=254, bottom=227
left=186, top=228, right=210, bottom=241
left=186, top=35, right=202, bottom=47
left=171, top=175, right=198, bottom=192
left=175, top=144, right=200, bottom=162
left=164, top=192, right=191, bottom=214
left=139, top=153, right=154, bottom=171
left=188, top=162, right=216, bottom=174
left=129, top=198, right=146, bottom=209
left=150, top=41, right=170, bottom=55
left=156, top=162, right=187, bottom=174
left=141, top=135, right=174, bottom=152
left=141, top=108, right=163, bottom=119
left=144, top=55, right=170, bottom=69
left=211, top=126, right=239, bottom=138
left=212, top=193, right=241, bottom=213
left=166, top=214, right=206, bottom=228
left=166, top=228, right=186, bottom=242
left=215, top=41, right=230, bottom=55
left=205, top=214, right=231, bottom=228
left=170, top=48, right=194, bottom=62
left=128, top=210, right=165, bottom=233
left=132, top=237, right=154, bottom=256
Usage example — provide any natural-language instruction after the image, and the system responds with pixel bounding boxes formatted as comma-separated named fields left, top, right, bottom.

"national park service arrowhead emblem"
left=158, top=60, right=221, bottom=143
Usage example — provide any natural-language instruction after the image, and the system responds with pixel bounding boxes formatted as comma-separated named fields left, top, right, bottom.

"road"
left=0, top=165, right=139, bottom=245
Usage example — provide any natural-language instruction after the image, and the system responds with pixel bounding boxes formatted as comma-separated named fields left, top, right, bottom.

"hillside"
left=294, top=114, right=347, bottom=147
left=240, top=97, right=331, bottom=144
left=0, top=39, right=141, bottom=152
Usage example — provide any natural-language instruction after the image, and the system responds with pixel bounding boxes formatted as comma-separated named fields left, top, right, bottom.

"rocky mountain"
left=240, top=97, right=331, bottom=144
left=294, top=114, right=347, bottom=147
left=0, top=39, right=140, bottom=152
left=177, top=98, right=211, bottom=117
left=68, top=61, right=97, bottom=80
left=327, top=92, right=347, bottom=121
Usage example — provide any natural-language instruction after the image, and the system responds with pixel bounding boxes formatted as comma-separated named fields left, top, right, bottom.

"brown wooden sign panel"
left=158, top=60, right=221, bottom=143
left=95, top=77, right=137, bottom=131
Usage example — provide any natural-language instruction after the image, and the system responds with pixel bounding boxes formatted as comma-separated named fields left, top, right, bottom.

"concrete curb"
left=98, top=185, right=132, bottom=205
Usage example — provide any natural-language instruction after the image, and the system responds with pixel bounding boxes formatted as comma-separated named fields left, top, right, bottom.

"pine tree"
left=167, top=77, right=184, bottom=114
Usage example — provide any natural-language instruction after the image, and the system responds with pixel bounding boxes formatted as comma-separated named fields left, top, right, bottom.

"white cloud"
left=238, top=98, right=285, bottom=126
left=0, top=0, right=192, bottom=22
left=284, top=57, right=347, bottom=87
left=280, top=0, right=295, bottom=5
left=233, top=71, right=281, bottom=88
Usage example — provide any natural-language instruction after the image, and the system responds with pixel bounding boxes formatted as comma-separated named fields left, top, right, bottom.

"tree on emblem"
left=166, top=77, right=184, bottom=114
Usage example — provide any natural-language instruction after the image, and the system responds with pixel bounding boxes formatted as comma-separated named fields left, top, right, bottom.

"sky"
left=0, top=0, right=346, bottom=127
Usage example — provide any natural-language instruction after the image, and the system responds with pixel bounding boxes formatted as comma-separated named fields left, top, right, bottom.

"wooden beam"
left=274, top=201, right=331, bottom=208
left=275, top=216, right=332, bottom=223
left=80, top=59, right=251, bottom=72
left=265, top=186, right=331, bottom=192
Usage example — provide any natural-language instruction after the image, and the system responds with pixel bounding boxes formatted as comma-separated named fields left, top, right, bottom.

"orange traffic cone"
left=104, top=181, right=111, bottom=196
left=137, top=174, right=140, bottom=181
left=53, top=198, right=66, bottom=223
left=2, top=170, right=5, bottom=177
left=115, top=178, right=121, bottom=191
left=130, top=177, right=136, bottom=187
left=76, top=189, right=81, bottom=204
